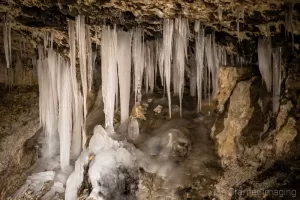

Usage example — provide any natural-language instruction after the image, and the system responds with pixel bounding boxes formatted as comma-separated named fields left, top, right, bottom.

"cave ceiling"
left=0, top=0, right=299, bottom=63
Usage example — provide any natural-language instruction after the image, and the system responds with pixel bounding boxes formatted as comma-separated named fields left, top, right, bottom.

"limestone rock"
left=216, top=66, right=257, bottom=113
left=215, top=77, right=263, bottom=163
left=275, top=117, right=297, bottom=154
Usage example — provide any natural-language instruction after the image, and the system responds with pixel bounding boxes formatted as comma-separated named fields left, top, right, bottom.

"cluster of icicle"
left=37, top=17, right=94, bottom=171
left=1, top=14, right=37, bottom=88
left=99, top=18, right=224, bottom=122
left=258, top=38, right=282, bottom=113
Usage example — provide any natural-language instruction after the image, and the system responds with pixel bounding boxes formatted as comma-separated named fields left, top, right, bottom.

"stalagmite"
left=3, top=13, right=12, bottom=68
left=174, top=17, right=189, bottom=117
left=117, top=30, right=132, bottom=124
left=132, top=28, right=145, bottom=103
left=163, top=19, right=174, bottom=118
left=58, top=63, right=72, bottom=171
left=195, top=21, right=205, bottom=112
left=258, top=38, right=272, bottom=92
left=101, top=25, right=118, bottom=130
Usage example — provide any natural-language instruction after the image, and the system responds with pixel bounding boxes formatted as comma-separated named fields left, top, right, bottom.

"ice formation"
left=174, top=17, right=189, bottom=117
left=76, top=15, right=88, bottom=121
left=58, top=64, right=72, bottom=171
left=194, top=21, right=205, bottom=112
left=117, top=30, right=132, bottom=124
left=3, top=13, right=11, bottom=68
left=145, top=41, right=155, bottom=93
left=163, top=19, right=174, bottom=118
left=258, top=38, right=272, bottom=92
left=132, top=28, right=145, bottom=103
left=101, top=25, right=118, bottom=129
left=66, top=125, right=135, bottom=200
left=86, top=25, right=93, bottom=92
left=68, top=20, right=83, bottom=158
left=38, top=45, right=59, bottom=158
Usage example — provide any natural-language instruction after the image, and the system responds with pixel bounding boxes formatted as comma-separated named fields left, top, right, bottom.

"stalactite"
left=58, top=61, right=72, bottom=172
left=86, top=25, right=93, bottom=92
left=258, top=38, right=272, bottom=92
left=157, top=39, right=164, bottom=90
left=195, top=21, right=205, bottom=112
left=101, top=25, right=118, bottom=130
left=68, top=20, right=83, bottom=159
left=3, top=13, right=12, bottom=68
left=117, top=30, right=132, bottom=124
left=145, top=41, right=155, bottom=93
left=76, top=15, right=88, bottom=123
left=174, top=17, right=189, bottom=117
left=163, top=19, right=174, bottom=118
left=132, top=28, right=145, bottom=104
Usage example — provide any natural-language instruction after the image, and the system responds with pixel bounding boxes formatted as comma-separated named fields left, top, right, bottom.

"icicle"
left=132, top=28, right=145, bottom=104
left=3, top=13, right=12, bottom=68
left=76, top=15, right=88, bottom=123
left=195, top=21, right=205, bottom=112
left=117, top=30, right=132, bottom=124
left=58, top=63, right=72, bottom=171
left=258, top=38, right=272, bottom=92
left=157, top=40, right=164, bottom=89
left=272, top=47, right=281, bottom=113
left=145, top=41, right=155, bottom=93
left=86, top=25, right=93, bottom=92
left=163, top=19, right=174, bottom=118
left=101, top=25, right=118, bottom=130
left=68, top=20, right=83, bottom=159
left=174, top=17, right=189, bottom=117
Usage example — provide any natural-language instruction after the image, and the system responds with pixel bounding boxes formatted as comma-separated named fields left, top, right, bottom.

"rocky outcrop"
left=0, top=86, right=39, bottom=199
left=212, top=68, right=299, bottom=199
left=216, top=66, right=258, bottom=113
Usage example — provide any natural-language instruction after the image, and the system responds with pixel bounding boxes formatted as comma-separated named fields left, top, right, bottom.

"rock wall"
left=213, top=66, right=300, bottom=199
left=0, top=86, right=39, bottom=199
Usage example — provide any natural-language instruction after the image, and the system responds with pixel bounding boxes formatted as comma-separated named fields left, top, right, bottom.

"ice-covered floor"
left=12, top=90, right=223, bottom=200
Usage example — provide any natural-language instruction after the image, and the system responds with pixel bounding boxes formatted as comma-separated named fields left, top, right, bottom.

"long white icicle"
left=68, top=20, right=83, bottom=159
left=163, top=19, right=174, bottom=118
left=76, top=15, right=88, bottom=121
left=101, top=25, right=118, bottom=130
left=117, top=30, right=132, bottom=124
left=132, top=28, right=145, bottom=103
left=58, top=62, right=72, bottom=171
left=3, top=13, right=12, bottom=68
left=195, top=21, right=205, bottom=112
left=174, top=17, right=189, bottom=117
left=258, top=38, right=272, bottom=92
